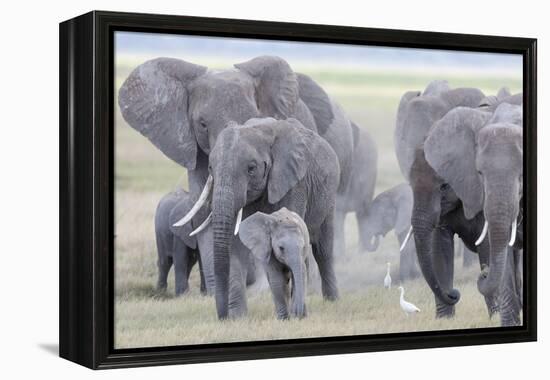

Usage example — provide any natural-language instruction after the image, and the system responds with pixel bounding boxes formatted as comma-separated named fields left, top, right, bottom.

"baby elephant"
left=360, top=183, right=420, bottom=281
left=239, top=208, right=311, bottom=319
left=155, top=189, right=205, bottom=296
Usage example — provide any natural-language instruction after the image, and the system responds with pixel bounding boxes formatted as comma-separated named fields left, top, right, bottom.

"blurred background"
left=114, top=31, right=522, bottom=348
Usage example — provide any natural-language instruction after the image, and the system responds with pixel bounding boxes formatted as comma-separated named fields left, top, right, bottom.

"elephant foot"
left=484, top=295, right=499, bottom=318
left=435, top=303, right=455, bottom=319
left=500, top=312, right=521, bottom=327
left=323, top=292, right=339, bottom=302
left=228, top=306, right=248, bottom=319
left=175, top=286, right=190, bottom=297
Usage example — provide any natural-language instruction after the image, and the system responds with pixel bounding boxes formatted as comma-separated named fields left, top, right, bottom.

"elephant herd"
left=119, top=55, right=523, bottom=327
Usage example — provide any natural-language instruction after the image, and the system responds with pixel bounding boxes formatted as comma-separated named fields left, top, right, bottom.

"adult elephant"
left=421, top=101, right=523, bottom=324
left=336, top=124, right=378, bottom=255
left=410, top=101, right=523, bottom=325
left=180, top=118, right=340, bottom=319
left=395, top=82, right=521, bottom=313
left=118, top=55, right=354, bottom=206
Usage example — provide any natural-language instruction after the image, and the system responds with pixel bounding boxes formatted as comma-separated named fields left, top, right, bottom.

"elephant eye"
left=278, top=246, right=285, bottom=253
left=247, top=163, right=257, bottom=175
left=477, top=170, right=483, bottom=176
left=199, top=119, right=207, bottom=128
left=440, top=183, right=450, bottom=191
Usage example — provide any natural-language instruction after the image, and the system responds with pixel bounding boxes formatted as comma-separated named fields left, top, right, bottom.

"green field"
left=114, top=57, right=521, bottom=348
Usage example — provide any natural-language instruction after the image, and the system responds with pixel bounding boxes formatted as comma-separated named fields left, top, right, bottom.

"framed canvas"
left=59, top=10, right=537, bottom=369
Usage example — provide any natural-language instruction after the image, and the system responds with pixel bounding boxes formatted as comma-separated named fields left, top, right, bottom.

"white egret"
left=384, top=262, right=392, bottom=289
left=398, top=286, right=420, bottom=315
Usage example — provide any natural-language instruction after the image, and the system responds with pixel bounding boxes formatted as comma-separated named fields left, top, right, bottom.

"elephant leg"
left=397, top=230, right=420, bottom=281
left=227, top=239, right=249, bottom=318
left=172, top=239, right=192, bottom=296
left=478, top=243, right=499, bottom=317
left=157, top=255, right=172, bottom=293
left=197, top=252, right=207, bottom=296
left=266, top=261, right=291, bottom=319
left=499, top=247, right=522, bottom=326
left=515, top=249, right=523, bottom=307
left=432, top=227, right=455, bottom=318
left=312, top=215, right=339, bottom=301
left=332, top=204, right=347, bottom=259
left=245, top=254, right=257, bottom=286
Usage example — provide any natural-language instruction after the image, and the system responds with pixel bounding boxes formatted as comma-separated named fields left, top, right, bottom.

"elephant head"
left=118, top=56, right=301, bottom=170
left=420, top=102, right=523, bottom=303
left=394, top=80, right=486, bottom=182
left=239, top=208, right=311, bottom=319
left=360, top=184, right=413, bottom=252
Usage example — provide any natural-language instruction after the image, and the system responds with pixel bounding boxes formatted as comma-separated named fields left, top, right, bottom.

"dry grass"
left=114, top=55, right=520, bottom=349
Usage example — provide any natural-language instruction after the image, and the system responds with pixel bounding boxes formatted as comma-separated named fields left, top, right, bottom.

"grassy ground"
left=114, top=56, right=521, bottom=349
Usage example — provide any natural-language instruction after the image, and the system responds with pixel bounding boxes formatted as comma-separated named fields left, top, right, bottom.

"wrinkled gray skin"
left=406, top=89, right=523, bottom=326
left=394, top=80, right=487, bottom=182
left=239, top=208, right=312, bottom=319
left=335, top=125, right=378, bottom=256
left=394, top=80, right=485, bottom=312
left=155, top=190, right=206, bottom=296
left=209, top=118, right=340, bottom=319
left=167, top=190, right=260, bottom=296
left=118, top=56, right=369, bottom=318
left=359, top=183, right=420, bottom=281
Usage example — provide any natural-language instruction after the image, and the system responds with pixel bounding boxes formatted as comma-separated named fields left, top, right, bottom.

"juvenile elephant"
left=177, top=117, right=340, bottom=319
left=239, top=208, right=312, bottom=319
left=359, top=183, right=420, bottom=281
left=155, top=190, right=206, bottom=296
left=168, top=190, right=261, bottom=296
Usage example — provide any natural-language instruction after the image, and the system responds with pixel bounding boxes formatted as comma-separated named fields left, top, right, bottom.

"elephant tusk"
left=189, top=212, right=212, bottom=237
left=173, top=175, right=213, bottom=227
left=234, top=208, right=243, bottom=235
left=400, top=226, right=413, bottom=252
left=509, top=219, right=517, bottom=247
left=475, top=221, right=489, bottom=246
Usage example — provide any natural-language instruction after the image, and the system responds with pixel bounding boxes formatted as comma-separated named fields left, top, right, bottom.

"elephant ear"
left=422, top=80, right=450, bottom=96
left=489, top=103, right=523, bottom=126
left=234, top=56, right=299, bottom=119
left=296, top=73, right=334, bottom=135
left=238, top=212, right=273, bottom=263
left=394, top=93, right=447, bottom=181
left=479, top=88, right=515, bottom=109
left=267, top=119, right=313, bottom=204
left=168, top=195, right=199, bottom=249
left=424, top=107, right=492, bottom=219
left=118, top=58, right=207, bottom=169
left=497, top=87, right=512, bottom=99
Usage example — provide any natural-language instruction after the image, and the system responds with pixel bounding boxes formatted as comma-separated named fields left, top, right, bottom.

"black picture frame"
left=59, top=10, right=537, bottom=369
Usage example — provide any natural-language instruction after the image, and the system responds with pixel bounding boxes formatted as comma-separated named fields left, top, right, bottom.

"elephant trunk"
left=289, top=255, right=307, bottom=319
left=412, top=208, right=460, bottom=306
left=477, top=188, right=518, bottom=301
left=357, top=213, right=381, bottom=252
left=212, top=176, right=236, bottom=320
